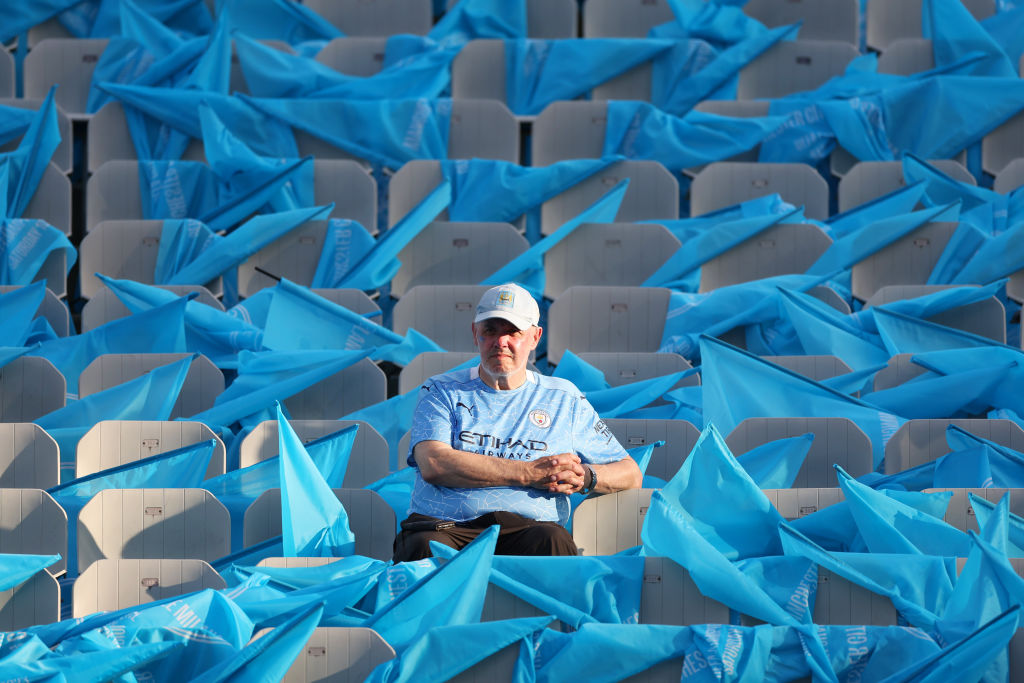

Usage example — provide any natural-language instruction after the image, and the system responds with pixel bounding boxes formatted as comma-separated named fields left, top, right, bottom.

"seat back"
left=392, top=285, right=490, bottom=352
left=578, top=352, right=698, bottom=409
left=849, top=223, right=960, bottom=301
left=690, top=162, right=829, bottom=221
left=525, top=0, right=578, bottom=38
left=448, top=99, right=520, bottom=163
left=275, top=627, right=396, bottom=682
left=762, top=488, right=845, bottom=520
left=80, top=283, right=223, bottom=331
left=838, top=160, right=974, bottom=213
left=698, top=223, right=832, bottom=292
left=239, top=419, right=388, bottom=488
left=237, top=220, right=329, bottom=296
left=762, top=356, right=853, bottom=384
left=0, top=286, right=69, bottom=337
left=76, top=420, right=226, bottom=481
left=243, top=488, right=395, bottom=560
left=304, top=0, right=432, bottom=35
left=77, top=488, right=231, bottom=574
left=531, top=100, right=608, bottom=166
left=388, top=160, right=448, bottom=228
left=573, top=488, right=655, bottom=555
left=925, top=488, right=1024, bottom=533
left=604, top=418, right=701, bottom=483
left=86, top=101, right=206, bottom=172
left=885, top=419, right=1024, bottom=474
left=450, top=40, right=507, bottom=102
left=867, top=0, right=995, bottom=51
left=0, top=357, right=65, bottom=422
left=73, top=559, right=225, bottom=618
left=312, top=159, right=378, bottom=231
left=283, top=358, right=388, bottom=420
left=0, top=569, right=59, bottom=630
left=582, top=0, right=676, bottom=37
left=23, top=38, right=109, bottom=117
left=865, top=285, right=1006, bottom=343
left=546, top=286, right=671, bottom=365
left=0, top=424, right=59, bottom=489
left=85, top=160, right=145, bottom=231
left=872, top=353, right=928, bottom=392
left=995, top=158, right=1024, bottom=195
left=398, top=352, right=479, bottom=395
left=0, top=488, right=68, bottom=576
left=0, top=98, right=73, bottom=173
left=726, top=417, right=873, bottom=487
left=640, top=556, right=732, bottom=625
left=742, top=0, right=859, bottom=43
left=737, top=40, right=859, bottom=100
left=876, top=38, right=935, bottom=75
left=23, top=161, right=72, bottom=238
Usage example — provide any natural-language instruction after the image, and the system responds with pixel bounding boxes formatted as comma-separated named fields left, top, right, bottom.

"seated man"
left=392, top=283, right=642, bottom=561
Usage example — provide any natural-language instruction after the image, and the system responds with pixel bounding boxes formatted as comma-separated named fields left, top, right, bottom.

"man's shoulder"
left=420, top=366, right=478, bottom=394
left=531, top=372, right=585, bottom=399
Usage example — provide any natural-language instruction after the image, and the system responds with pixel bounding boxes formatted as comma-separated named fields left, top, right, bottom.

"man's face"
left=472, top=317, right=542, bottom=380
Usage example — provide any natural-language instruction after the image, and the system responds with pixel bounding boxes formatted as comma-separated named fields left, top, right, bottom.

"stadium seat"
left=698, top=222, right=833, bottom=292
left=544, top=223, right=680, bottom=299
left=872, top=353, right=928, bottom=392
left=23, top=38, right=108, bottom=118
left=876, top=38, right=935, bottom=75
left=0, top=286, right=70, bottom=337
left=236, top=220, right=331, bottom=297
left=885, top=419, right=1024, bottom=474
left=742, top=0, right=859, bottom=44
left=639, top=556, right=732, bottom=625
left=76, top=419, right=226, bottom=481
left=546, top=286, right=671, bottom=365
left=0, top=49, right=12, bottom=97
left=310, top=288, right=381, bottom=316
left=761, top=355, right=854, bottom=384
left=239, top=419, right=389, bottom=488
left=577, top=352, right=699, bottom=407
left=530, top=100, right=608, bottom=165
left=994, top=158, right=1024, bottom=194
left=447, top=0, right=578, bottom=38
left=573, top=488, right=654, bottom=555
left=392, top=284, right=491, bottom=352
left=303, top=0, right=433, bottom=35
left=73, top=558, right=225, bottom=618
left=604, top=418, right=700, bottom=483
left=838, top=160, right=975, bottom=213
left=541, top=160, right=677, bottom=235
left=761, top=488, right=844, bottom=520
left=80, top=283, right=222, bottom=330
left=736, top=40, right=860, bottom=100
left=392, top=221, right=529, bottom=298
left=983, top=112, right=1024, bottom=178
left=388, top=160, right=450, bottom=228
left=398, top=352, right=478, bottom=394
left=848, top=223, right=960, bottom=302
left=0, top=569, right=59, bottom=630
left=726, top=417, right=874, bottom=487
left=86, top=102, right=206, bottom=173
left=581, top=0, right=676, bottom=37
left=690, top=162, right=830, bottom=221
left=0, top=488, right=68, bottom=576
left=925, top=488, right=1024, bottom=533
left=281, top=358, right=387, bottom=420
left=0, top=98, right=73, bottom=174
left=0, top=356, right=65, bottom=422
left=0, top=423, right=59, bottom=489
left=78, top=353, right=224, bottom=420
left=863, top=285, right=1006, bottom=343
left=76, top=488, right=231, bottom=574
left=687, top=100, right=772, bottom=174
left=243, top=488, right=395, bottom=560
left=866, top=0, right=995, bottom=51
left=805, top=569, right=899, bottom=626
left=273, top=627, right=396, bottom=682
left=24, top=161, right=72, bottom=237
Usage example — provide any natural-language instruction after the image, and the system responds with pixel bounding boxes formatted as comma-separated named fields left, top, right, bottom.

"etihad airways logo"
left=459, top=431, right=548, bottom=451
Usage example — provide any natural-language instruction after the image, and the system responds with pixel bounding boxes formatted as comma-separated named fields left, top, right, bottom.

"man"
left=392, top=283, right=643, bottom=561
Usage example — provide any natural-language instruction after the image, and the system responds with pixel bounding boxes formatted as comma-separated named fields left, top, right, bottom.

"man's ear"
left=531, top=325, right=543, bottom=346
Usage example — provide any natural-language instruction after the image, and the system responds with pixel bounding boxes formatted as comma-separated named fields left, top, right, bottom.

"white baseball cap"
left=474, top=283, right=540, bottom=330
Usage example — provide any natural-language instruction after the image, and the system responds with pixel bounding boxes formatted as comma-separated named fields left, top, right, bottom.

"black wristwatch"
left=580, top=464, right=597, bottom=495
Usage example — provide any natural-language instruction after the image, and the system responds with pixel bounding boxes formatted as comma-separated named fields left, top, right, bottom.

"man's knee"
left=500, top=522, right=578, bottom=557
left=392, top=530, right=460, bottom=563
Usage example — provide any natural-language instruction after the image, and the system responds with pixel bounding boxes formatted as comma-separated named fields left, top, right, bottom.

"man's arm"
left=584, top=457, right=643, bottom=495
left=414, top=440, right=586, bottom=493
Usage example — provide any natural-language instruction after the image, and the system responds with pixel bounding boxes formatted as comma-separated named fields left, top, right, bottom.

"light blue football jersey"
left=406, top=366, right=628, bottom=525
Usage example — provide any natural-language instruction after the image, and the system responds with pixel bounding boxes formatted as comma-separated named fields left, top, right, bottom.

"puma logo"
left=456, top=401, right=476, bottom=415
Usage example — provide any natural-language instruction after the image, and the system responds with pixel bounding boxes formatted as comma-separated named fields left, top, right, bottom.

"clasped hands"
left=525, top=453, right=587, bottom=494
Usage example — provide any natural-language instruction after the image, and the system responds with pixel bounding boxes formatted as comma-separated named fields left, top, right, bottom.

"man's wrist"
left=580, top=464, right=596, bottom=494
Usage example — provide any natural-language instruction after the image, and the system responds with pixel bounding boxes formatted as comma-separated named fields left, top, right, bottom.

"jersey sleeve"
left=572, top=395, right=630, bottom=465
left=407, top=381, right=456, bottom=467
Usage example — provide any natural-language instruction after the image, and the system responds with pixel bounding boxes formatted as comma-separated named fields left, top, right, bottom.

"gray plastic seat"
left=0, top=488, right=68, bottom=576
left=762, top=356, right=853, bottom=384
left=872, top=353, right=927, bottom=392
left=446, top=0, right=577, bottom=38
left=0, top=286, right=70, bottom=337
left=876, top=38, right=935, bottom=75
left=864, top=285, right=1006, bottom=343
left=849, top=222, right=960, bottom=302
left=762, top=488, right=844, bottom=520
left=303, top=0, right=432, bottom=35
left=737, top=40, right=860, bottom=100
left=867, top=0, right=995, bottom=51
left=0, top=568, right=59, bottom=630
left=392, top=221, right=529, bottom=298
left=73, top=558, right=225, bottom=618
left=275, top=627, right=396, bottom=683
left=687, top=100, right=772, bottom=174
left=0, top=356, right=65, bottom=422
left=23, top=38, right=109, bottom=118
left=544, top=223, right=680, bottom=299
left=983, top=112, right=1024, bottom=178
left=540, top=160, right=678, bottom=235
left=546, top=286, right=671, bottom=365
left=78, top=353, right=224, bottom=420
left=243, top=488, right=395, bottom=560
left=282, top=358, right=387, bottom=420
left=742, top=0, right=859, bottom=44
left=450, top=41, right=512, bottom=105
left=315, top=36, right=390, bottom=76
left=838, top=160, right=975, bottom=213
left=80, top=284, right=223, bottom=331
left=388, top=160, right=450, bottom=228
left=690, top=162, right=829, bottom=221
left=577, top=352, right=699, bottom=409
left=0, top=98, right=73, bottom=174
left=0, top=50, right=12, bottom=97
left=239, top=419, right=388, bottom=488
left=23, top=161, right=72, bottom=238
left=311, top=288, right=382, bottom=316
left=76, top=488, right=231, bottom=574
left=925, top=488, right=1024, bottom=534
left=0, top=424, right=59, bottom=489
left=398, top=352, right=479, bottom=395
left=76, top=419, right=226, bottom=481
left=530, top=100, right=607, bottom=166
left=582, top=0, right=676, bottom=37
left=994, top=158, right=1024, bottom=195
left=392, top=284, right=490, bottom=352
left=698, top=222, right=832, bottom=292
left=573, top=488, right=654, bottom=555
left=86, top=101, right=207, bottom=173
left=884, top=419, right=1024, bottom=474
left=236, top=220, right=330, bottom=297
left=604, top=418, right=701, bottom=484
left=1009, top=268, right=1024, bottom=307
left=726, top=417, right=873, bottom=487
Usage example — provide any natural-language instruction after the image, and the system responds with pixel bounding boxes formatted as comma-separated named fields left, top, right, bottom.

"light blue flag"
left=261, top=279, right=443, bottom=365
left=366, top=467, right=419, bottom=533
left=3, top=88, right=61, bottom=220
left=699, top=335, right=904, bottom=467
left=363, top=525, right=498, bottom=652
left=96, top=274, right=264, bottom=369
left=234, top=555, right=384, bottom=591
left=0, top=642, right=182, bottom=683
left=533, top=623, right=694, bottom=683
left=0, top=219, right=76, bottom=287
left=873, top=307, right=1003, bottom=355
left=945, top=424, right=1024, bottom=486
left=924, top=0, right=1017, bottom=77
left=863, top=280, right=1007, bottom=335
left=549, top=349, right=609, bottom=392
left=0, top=105, right=40, bottom=149
left=243, top=96, right=452, bottom=169
left=36, top=354, right=194, bottom=479
left=971, top=494, right=1024, bottom=556
left=276, top=404, right=355, bottom=557
left=777, top=287, right=890, bottom=371
left=219, top=0, right=340, bottom=43
left=188, top=349, right=372, bottom=430
left=584, top=370, right=698, bottom=419
left=29, top=294, right=188, bottom=395
left=204, top=424, right=358, bottom=552
left=0, top=281, right=46, bottom=347
left=343, top=389, right=422, bottom=472
left=826, top=181, right=929, bottom=239
left=737, top=433, right=815, bottom=489
left=481, top=179, right=629, bottom=298
left=428, top=0, right=526, bottom=45
left=0, top=554, right=61, bottom=591
left=504, top=38, right=674, bottom=116
left=190, top=601, right=325, bottom=683
left=310, top=218, right=376, bottom=289
left=0, top=0, right=81, bottom=42
left=367, top=617, right=550, bottom=683
left=338, top=180, right=452, bottom=291
left=861, top=362, right=1016, bottom=419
